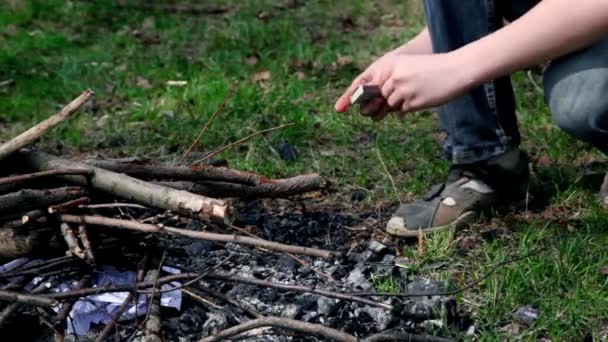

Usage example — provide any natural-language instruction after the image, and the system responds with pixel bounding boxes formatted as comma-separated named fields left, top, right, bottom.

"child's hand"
left=336, top=52, right=470, bottom=120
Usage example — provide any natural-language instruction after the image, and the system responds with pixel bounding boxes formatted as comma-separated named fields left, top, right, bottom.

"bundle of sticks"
left=0, top=90, right=451, bottom=342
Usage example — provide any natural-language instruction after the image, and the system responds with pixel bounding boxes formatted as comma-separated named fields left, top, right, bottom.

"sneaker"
left=386, top=149, right=530, bottom=237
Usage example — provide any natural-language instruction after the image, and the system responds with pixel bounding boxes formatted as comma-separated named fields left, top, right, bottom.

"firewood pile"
left=0, top=90, right=454, bottom=342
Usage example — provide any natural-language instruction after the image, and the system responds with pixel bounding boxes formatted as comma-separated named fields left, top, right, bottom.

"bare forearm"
left=391, top=27, right=432, bottom=56
left=456, top=0, right=608, bottom=87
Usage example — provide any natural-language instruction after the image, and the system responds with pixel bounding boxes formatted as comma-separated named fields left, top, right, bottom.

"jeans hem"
left=445, top=142, right=516, bottom=165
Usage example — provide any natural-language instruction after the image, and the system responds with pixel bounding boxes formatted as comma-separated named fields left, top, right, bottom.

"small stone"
left=515, top=306, right=539, bottom=325
left=368, top=240, right=388, bottom=254
left=362, top=306, right=394, bottom=331
left=281, top=304, right=301, bottom=319
left=351, top=189, right=368, bottom=202
left=317, top=297, right=337, bottom=316
left=201, top=312, right=228, bottom=336
left=277, top=141, right=297, bottom=162
left=186, top=219, right=205, bottom=231
left=276, top=254, right=298, bottom=272
left=350, top=250, right=375, bottom=263
left=301, top=310, right=318, bottom=322
left=346, top=267, right=373, bottom=290
left=161, top=110, right=174, bottom=119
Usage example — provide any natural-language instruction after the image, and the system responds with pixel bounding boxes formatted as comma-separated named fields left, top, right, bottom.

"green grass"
left=2, top=1, right=608, bottom=340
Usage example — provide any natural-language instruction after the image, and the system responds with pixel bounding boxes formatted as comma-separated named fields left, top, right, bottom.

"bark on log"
left=18, top=150, right=232, bottom=224
left=0, top=186, right=87, bottom=217
left=58, top=215, right=338, bottom=260
left=0, top=90, right=93, bottom=161
left=0, top=289, right=57, bottom=307
left=142, top=269, right=162, bottom=342
left=0, top=226, right=56, bottom=257
left=85, top=160, right=263, bottom=185
left=156, top=173, right=324, bottom=198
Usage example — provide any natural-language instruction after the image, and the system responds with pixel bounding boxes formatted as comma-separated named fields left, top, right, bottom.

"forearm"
left=455, top=0, right=608, bottom=87
left=390, top=27, right=432, bottom=56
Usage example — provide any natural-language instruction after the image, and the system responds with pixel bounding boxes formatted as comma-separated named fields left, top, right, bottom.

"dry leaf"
left=295, top=71, right=305, bottom=80
left=136, top=76, right=152, bottom=89
left=251, top=70, right=271, bottom=82
left=245, top=55, right=259, bottom=65
left=257, top=11, right=272, bottom=20
left=601, top=265, right=608, bottom=275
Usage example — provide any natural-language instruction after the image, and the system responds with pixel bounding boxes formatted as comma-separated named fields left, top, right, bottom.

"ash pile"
left=0, top=90, right=467, bottom=341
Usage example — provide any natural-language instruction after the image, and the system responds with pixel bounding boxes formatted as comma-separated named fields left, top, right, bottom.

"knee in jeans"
left=545, top=75, right=608, bottom=138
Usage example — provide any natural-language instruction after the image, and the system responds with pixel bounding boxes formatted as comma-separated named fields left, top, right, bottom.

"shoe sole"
left=385, top=211, right=477, bottom=238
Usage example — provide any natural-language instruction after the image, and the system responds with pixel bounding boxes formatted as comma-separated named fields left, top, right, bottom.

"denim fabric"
left=422, top=0, right=608, bottom=163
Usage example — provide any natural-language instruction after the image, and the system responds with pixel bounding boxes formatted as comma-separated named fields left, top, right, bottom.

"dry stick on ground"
left=0, top=186, right=87, bottom=217
left=21, top=209, right=46, bottom=225
left=60, top=223, right=86, bottom=259
left=48, top=197, right=91, bottom=214
left=19, top=150, right=232, bottom=224
left=86, top=160, right=262, bottom=186
left=0, top=90, right=93, bottom=161
left=205, top=272, right=391, bottom=310
left=0, top=169, right=93, bottom=186
left=193, top=123, right=295, bottom=165
left=0, top=289, right=56, bottom=306
left=178, top=80, right=239, bottom=165
left=156, top=173, right=324, bottom=199
left=199, top=317, right=454, bottom=342
left=79, top=203, right=147, bottom=210
left=59, top=214, right=338, bottom=260
left=195, top=284, right=263, bottom=319
left=199, top=316, right=357, bottom=342
left=77, top=225, right=96, bottom=264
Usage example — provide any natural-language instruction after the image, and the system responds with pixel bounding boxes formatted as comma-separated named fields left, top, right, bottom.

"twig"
left=48, top=197, right=91, bottom=214
left=60, top=223, right=86, bottom=259
left=0, top=169, right=93, bottom=186
left=59, top=214, right=338, bottom=260
left=77, top=225, right=96, bottom=264
left=205, top=272, right=392, bottom=310
left=194, top=285, right=263, bottom=318
left=0, top=289, right=56, bottom=307
left=0, top=278, right=54, bottom=327
left=0, top=90, right=94, bottom=161
left=21, top=209, right=46, bottom=224
left=181, top=288, right=222, bottom=310
left=142, top=266, right=164, bottom=342
left=198, top=316, right=357, bottom=342
left=178, top=81, right=239, bottom=164
left=156, top=173, right=324, bottom=199
left=193, top=123, right=294, bottom=165
left=79, top=203, right=147, bottom=210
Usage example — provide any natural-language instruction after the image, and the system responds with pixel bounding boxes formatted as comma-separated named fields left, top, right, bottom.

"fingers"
left=360, top=97, right=384, bottom=116
left=335, top=74, right=371, bottom=112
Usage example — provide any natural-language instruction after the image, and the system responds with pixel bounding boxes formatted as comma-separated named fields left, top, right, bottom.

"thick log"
left=0, top=226, right=56, bottom=257
left=85, top=160, right=262, bottom=185
left=18, top=150, right=232, bottom=224
left=0, top=186, right=87, bottom=216
left=58, top=215, right=338, bottom=260
left=0, top=90, right=93, bottom=161
left=156, top=173, right=324, bottom=198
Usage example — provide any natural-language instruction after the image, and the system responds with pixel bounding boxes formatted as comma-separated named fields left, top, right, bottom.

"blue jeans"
left=423, top=0, right=608, bottom=164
